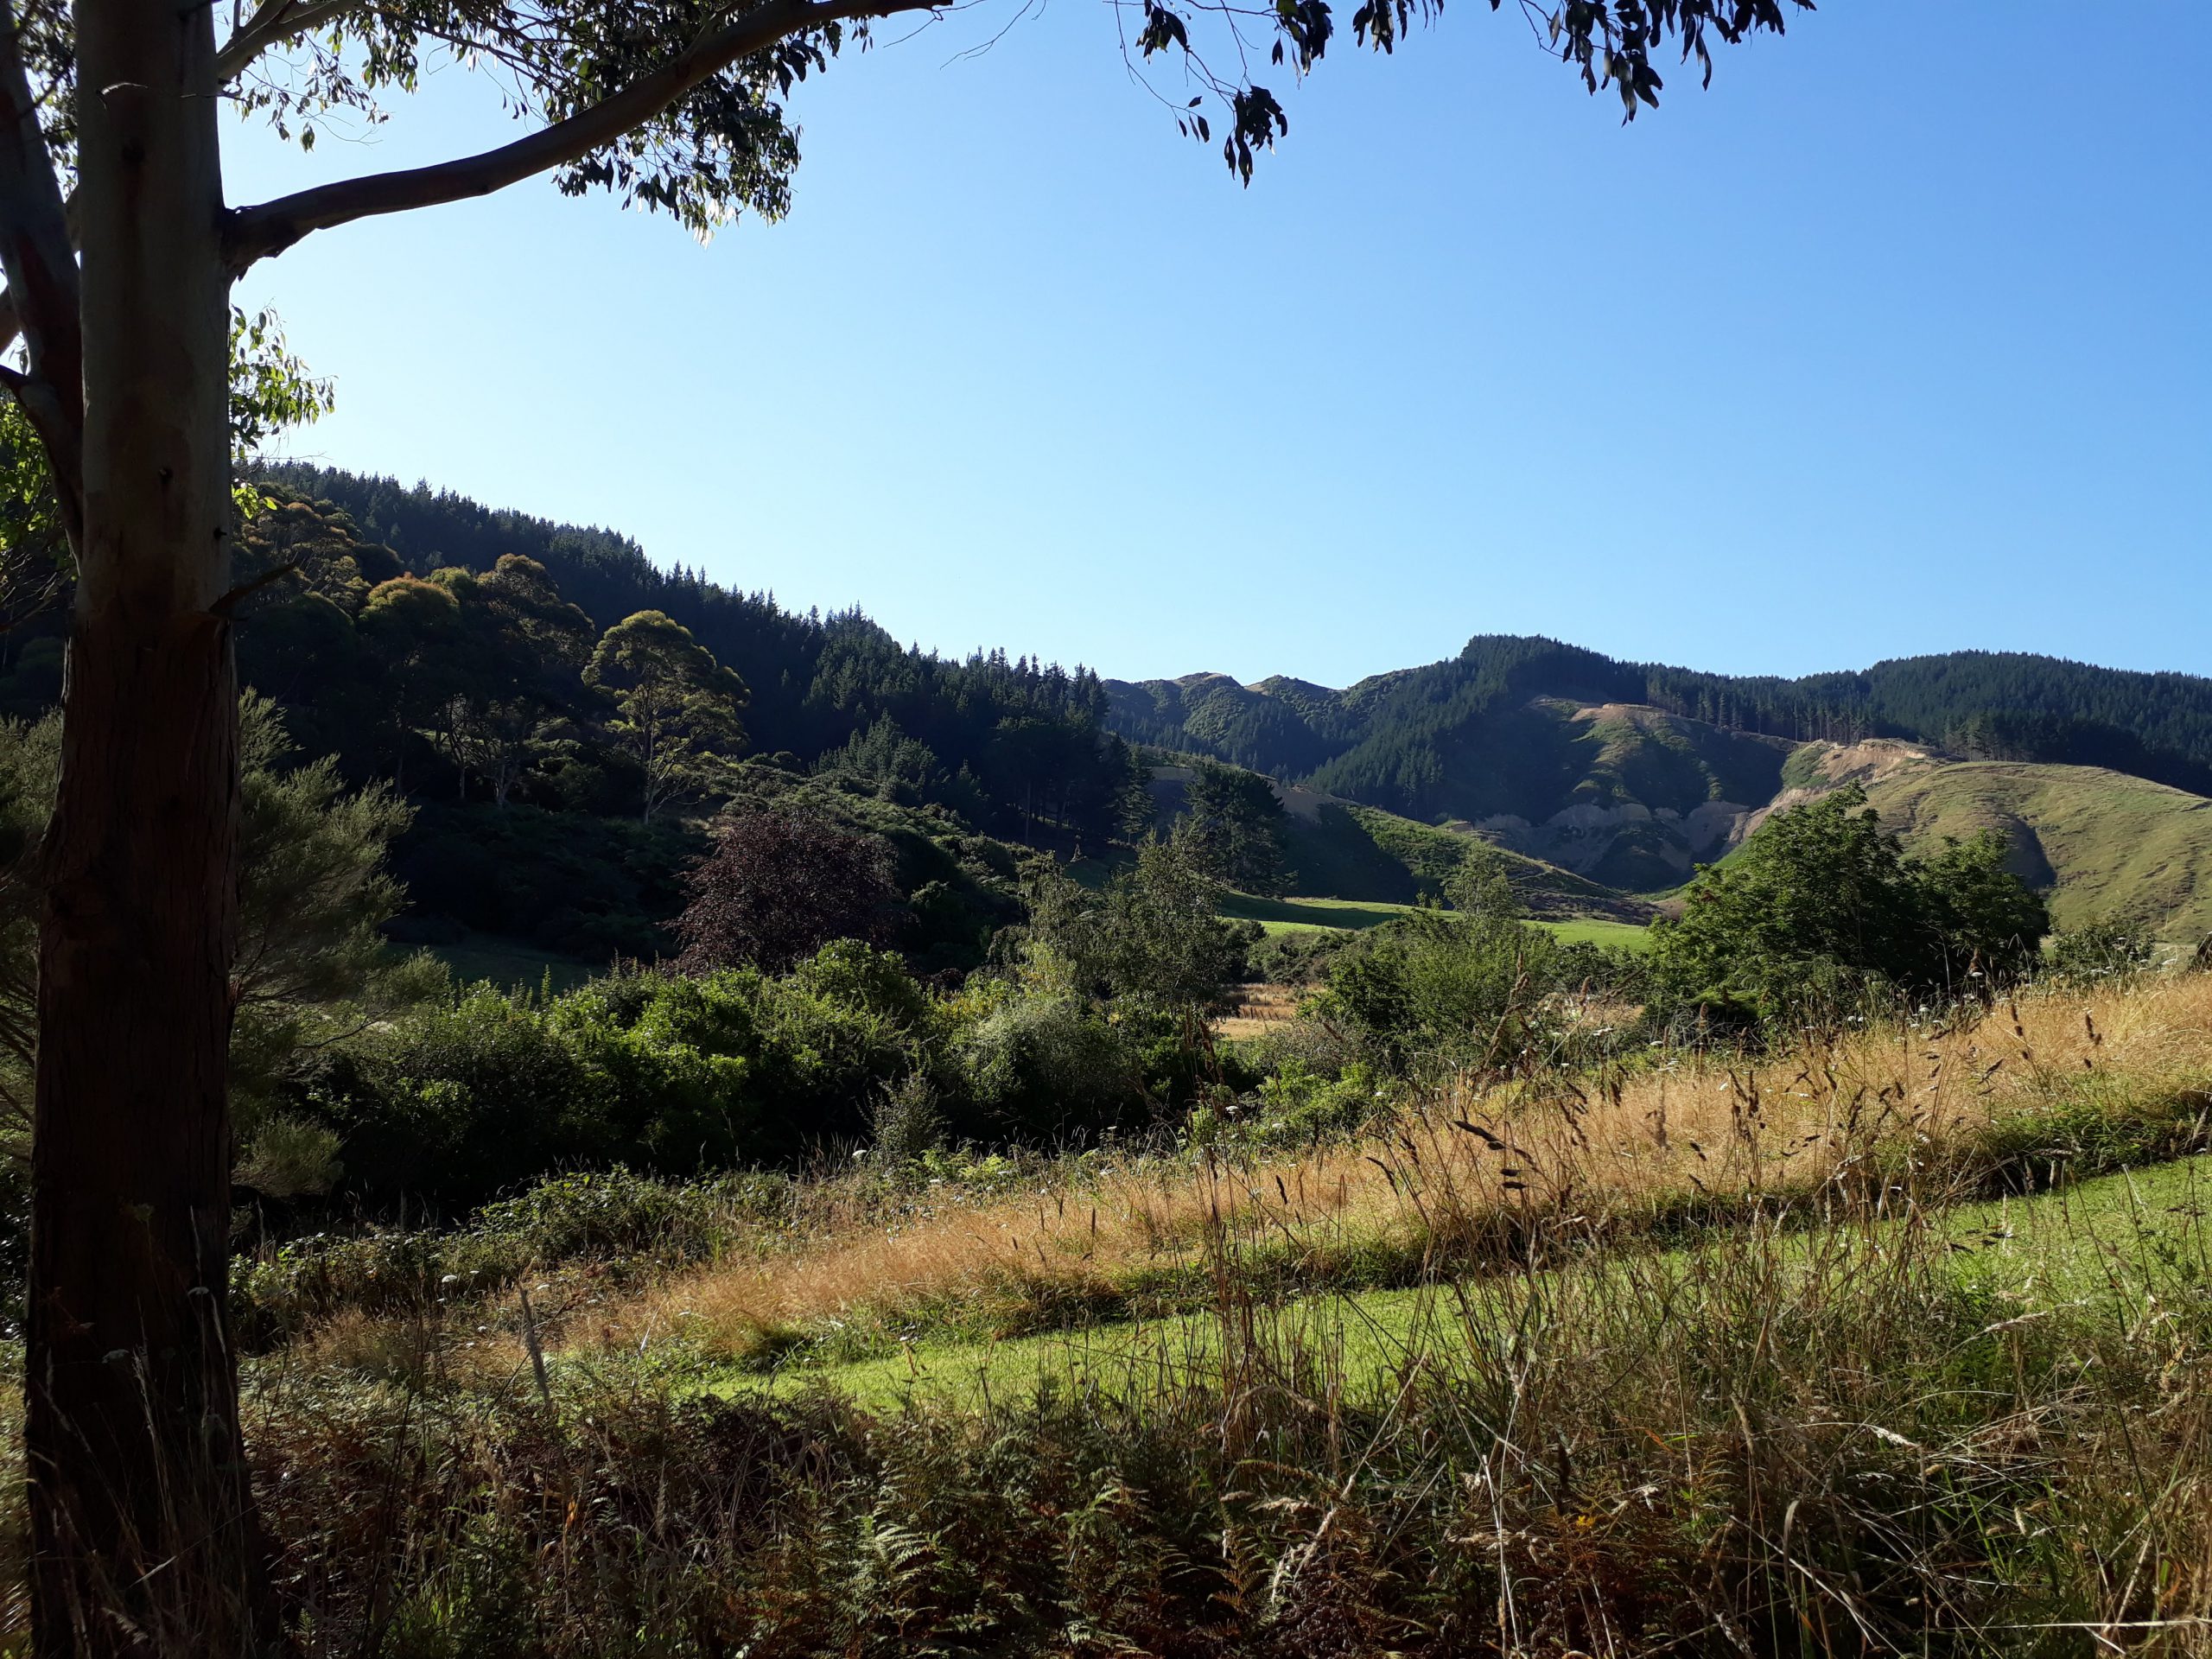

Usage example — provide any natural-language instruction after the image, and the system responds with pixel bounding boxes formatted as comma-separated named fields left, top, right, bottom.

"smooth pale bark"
left=25, top=2, right=270, bottom=1652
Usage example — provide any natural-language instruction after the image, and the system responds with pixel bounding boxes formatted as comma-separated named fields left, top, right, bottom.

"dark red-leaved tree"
left=676, top=807, right=901, bottom=972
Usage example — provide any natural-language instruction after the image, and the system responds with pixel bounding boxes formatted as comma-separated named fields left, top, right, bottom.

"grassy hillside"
left=215, top=973, right=2212, bottom=1652
left=758, top=1150, right=2212, bottom=1409
left=1745, top=738, right=2212, bottom=942
left=1855, top=757, right=2212, bottom=940
left=621, top=970, right=2212, bottom=1381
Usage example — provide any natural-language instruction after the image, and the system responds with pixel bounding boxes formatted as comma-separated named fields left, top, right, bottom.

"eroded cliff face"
left=1470, top=798, right=1750, bottom=887
left=1470, top=737, right=1956, bottom=892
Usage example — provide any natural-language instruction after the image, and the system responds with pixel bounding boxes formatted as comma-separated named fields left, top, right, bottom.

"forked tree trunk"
left=25, top=3, right=270, bottom=1654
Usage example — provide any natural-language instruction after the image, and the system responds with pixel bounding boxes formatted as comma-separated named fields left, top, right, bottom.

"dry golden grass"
left=1211, top=984, right=1300, bottom=1041
left=601, top=972, right=2212, bottom=1359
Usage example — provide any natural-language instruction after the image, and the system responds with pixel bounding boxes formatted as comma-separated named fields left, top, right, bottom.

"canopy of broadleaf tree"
left=0, top=1, right=1807, bottom=1651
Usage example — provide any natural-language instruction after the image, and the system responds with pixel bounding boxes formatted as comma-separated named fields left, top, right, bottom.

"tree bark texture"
left=25, top=2, right=268, bottom=1653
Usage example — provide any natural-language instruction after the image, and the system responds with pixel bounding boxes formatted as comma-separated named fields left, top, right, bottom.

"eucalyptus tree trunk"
left=25, top=2, right=268, bottom=1651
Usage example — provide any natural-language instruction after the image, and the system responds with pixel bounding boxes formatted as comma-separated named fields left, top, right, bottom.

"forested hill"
left=259, top=464, right=1121, bottom=803
left=0, top=465, right=1146, bottom=967
left=1109, top=636, right=2212, bottom=822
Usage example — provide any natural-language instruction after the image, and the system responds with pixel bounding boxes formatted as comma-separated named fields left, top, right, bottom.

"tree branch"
left=213, top=0, right=374, bottom=87
left=225, top=0, right=939, bottom=271
left=0, top=4, right=81, bottom=550
left=0, top=186, right=81, bottom=359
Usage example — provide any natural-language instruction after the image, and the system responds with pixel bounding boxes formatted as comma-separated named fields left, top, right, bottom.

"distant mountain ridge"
left=1106, top=636, right=2212, bottom=823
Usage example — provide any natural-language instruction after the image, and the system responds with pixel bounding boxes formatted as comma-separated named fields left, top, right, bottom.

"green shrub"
left=1231, top=1014, right=1358, bottom=1081
left=1314, top=908, right=1564, bottom=1075
left=296, top=944, right=954, bottom=1210
left=957, top=986, right=1147, bottom=1141
left=301, top=984, right=611, bottom=1211
left=2046, top=918, right=2156, bottom=984
left=1649, top=786, right=2049, bottom=1029
left=1230, top=1057, right=1380, bottom=1150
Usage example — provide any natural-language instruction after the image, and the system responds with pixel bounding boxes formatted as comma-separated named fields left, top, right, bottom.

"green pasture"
left=723, top=1154, right=2210, bottom=1412
left=1217, top=893, right=1415, bottom=934
left=1219, top=892, right=1649, bottom=951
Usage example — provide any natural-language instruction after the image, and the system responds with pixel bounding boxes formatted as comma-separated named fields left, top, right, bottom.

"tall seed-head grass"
left=602, top=972, right=2212, bottom=1364
left=201, top=1148, right=2212, bottom=1656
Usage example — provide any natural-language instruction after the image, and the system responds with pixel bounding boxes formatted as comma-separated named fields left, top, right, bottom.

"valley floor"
left=1217, top=889, right=1653, bottom=950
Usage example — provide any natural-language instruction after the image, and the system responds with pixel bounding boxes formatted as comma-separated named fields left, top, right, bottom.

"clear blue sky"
left=226, top=2, right=2209, bottom=690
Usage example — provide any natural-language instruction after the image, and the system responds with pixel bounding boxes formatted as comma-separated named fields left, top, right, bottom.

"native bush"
left=1649, top=785, right=2049, bottom=1029
left=956, top=985, right=1147, bottom=1141
left=1315, top=907, right=1567, bottom=1075
left=1027, top=831, right=1256, bottom=1015
left=289, top=944, right=946, bottom=1210
left=284, top=937, right=1217, bottom=1211
left=298, top=985, right=611, bottom=1211
left=2046, top=917, right=2157, bottom=984
left=1192, top=1058, right=1383, bottom=1150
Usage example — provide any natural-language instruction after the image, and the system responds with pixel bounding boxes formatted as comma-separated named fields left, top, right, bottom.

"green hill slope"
left=1778, top=742, right=2212, bottom=942
left=1875, top=765, right=2212, bottom=942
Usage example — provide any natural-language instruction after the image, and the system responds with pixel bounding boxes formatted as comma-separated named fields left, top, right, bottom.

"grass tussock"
left=599, top=973, right=2212, bottom=1369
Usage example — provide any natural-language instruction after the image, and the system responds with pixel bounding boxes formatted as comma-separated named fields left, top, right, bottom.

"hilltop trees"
left=443, top=555, right=598, bottom=806
left=0, top=1, right=1805, bottom=1644
left=219, top=484, right=1141, bottom=838
left=587, top=610, right=751, bottom=821
left=359, top=574, right=466, bottom=785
